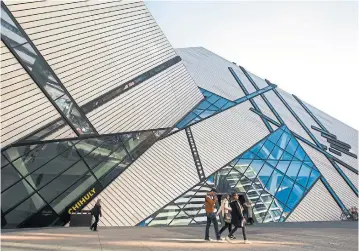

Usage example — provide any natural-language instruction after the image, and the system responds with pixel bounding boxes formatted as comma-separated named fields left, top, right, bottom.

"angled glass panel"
left=280, top=152, right=293, bottom=161
left=1, top=154, right=9, bottom=167
left=294, top=146, right=306, bottom=161
left=38, top=161, right=89, bottom=203
left=214, top=98, right=231, bottom=108
left=4, top=193, right=45, bottom=228
left=286, top=161, right=302, bottom=180
left=193, top=109, right=204, bottom=115
left=130, top=133, right=157, bottom=159
left=207, top=105, right=220, bottom=111
left=221, top=102, right=235, bottom=110
left=25, top=146, right=81, bottom=190
left=2, top=179, right=35, bottom=213
left=198, top=110, right=216, bottom=119
left=73, top=138, right=104, bottom=158
left=304, top=160, right=314, bottom=169
left=232, top=159, right=252, bottom=173
left=241, top=151, right=257, bottom=160
left=1, top=164, right=22, bottom=191
left=286, top=183, right=305, bottom=209
left=285, top=137, right=299, bottom=155
left=197, top=100, right=212, bottom=110
left=176, top=113, right=197, bottom=128
left=188, top=116, right=201, bottom=125
left=11, top=142, right=73, bottom=177
left=275, top=176, right=294, bottom=204
left=121, top=131, right=153, bottom=153
left=207, top=95, right=220, bottom=104
left=296, top=164, right=311, bottom=188
left=248, top=160, right=265, bottom=174
left=257, top=162, right=274, bottom=186
left=267, top=129, right=283, bottom=145
left=269, top=146, right=283, bottom=160
left=265, top=169, right=284, bottom=195
left=277, top=131, right=291, bottom=150
left=256, top=140, right=275, bottom=159
left=275, top=160, right=291, bottom=175
left=98, top=155, right=132, bottom=187
left=306, top=169, right=320, bottom=189
left=267, top=160, right=279, bottom=168
left=200, top=89, right=212, bottom=98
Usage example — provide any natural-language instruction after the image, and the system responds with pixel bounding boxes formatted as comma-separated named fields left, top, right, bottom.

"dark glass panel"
left=3, top=144, right=41, bottom=163
left=1, top=164, right=22, bottom=191
left=1, top=154, right=9, bottom=167
left=276, top=160, right=291, bottom=174
left=82, top=136, right=123, bottom=169
left=286, top=183, right=305, bottom=209
left=285, top=137, right=299, bottom=155
left=50, top=172, right=96, bottom=213
left=38, top=161, right=89, bottom=203
left=11, top=141, right=73, bottom=177
left=99, top=156, right=132, bottom=187
left=121, top=131, right=154, bottom=153
left=296, top=164, right=311, bottom=188
left=73, top=137, right=104, bottom=157
left=4, top=193, right=45, bottom=228
left=286, top=161, right=302, bottom=180
left=130, top=133, right=157, bottom=159
left=25, top=146, right=81, bottom=190
left=1, top=179, right=35, bottom=213
left=275, top=176, right=294, bottom=204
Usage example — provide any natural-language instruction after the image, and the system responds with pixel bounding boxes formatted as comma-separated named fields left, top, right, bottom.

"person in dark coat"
left=90, top=199, right=102, bottom=231
left=227, top=193, right=250, bottom=244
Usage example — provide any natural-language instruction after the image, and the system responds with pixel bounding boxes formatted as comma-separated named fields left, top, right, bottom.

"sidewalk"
left=1, top=222, right=357, bottom=251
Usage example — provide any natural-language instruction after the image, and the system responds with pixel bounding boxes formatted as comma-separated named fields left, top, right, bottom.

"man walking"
left=205, top=188, right=221, bottom=241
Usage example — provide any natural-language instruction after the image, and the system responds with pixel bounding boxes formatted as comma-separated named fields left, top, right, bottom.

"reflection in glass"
left=2, top=179, right=35, bottom=213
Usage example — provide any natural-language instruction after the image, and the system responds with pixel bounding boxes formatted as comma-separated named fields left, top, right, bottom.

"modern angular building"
left=1, top=0, right=357, bottom=229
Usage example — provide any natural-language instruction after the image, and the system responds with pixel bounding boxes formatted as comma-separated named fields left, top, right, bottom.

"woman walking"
left=90, top=199, right=102, bottom=231
left=217, top=194, right=233, bottom=238
left=227, top=193, right=251, bottom=244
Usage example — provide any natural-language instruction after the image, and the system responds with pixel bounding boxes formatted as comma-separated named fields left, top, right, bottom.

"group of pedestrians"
left=205, top=188, right=252, bottom=243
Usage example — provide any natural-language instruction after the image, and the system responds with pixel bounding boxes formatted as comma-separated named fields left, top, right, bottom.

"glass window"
left=3, top=144, right=41, bottom=163
left=11, top=142, right=73, bottom=177
left=2, top=179, right=35, bottom=213
left=221, top=102, right=235, bottom=110
left=286, top=184, right=305, bottom=209
left=73, top=138, right=104, bottom=158
left=1, top=164, right=22, bottom=191
left=256, top=140, right=275, bottom=159
left=193, top=109, right=204, bottom=115
left=285, top=137, right=299, bottom=155
left=286, top=161, right=302, bottom=180
left=277, top=131, right=291, bottom=149
left=275, top=176, right=294, bottom=204
left=207, top=95, right=220, bottom=104
left=257, top=163, right=274, bottom=186
left=296, top=164, right=311, bottom=188
left=121, top=131, right=153, bottom=153
left=306, top=169, right=320, bottom=189
left=267, top=130, right=283, bottom=145
left=1, top=154, right=9, bottom=167
left=25, top=146, right=81, bottom=190
left=176, top=113, right=197, bottom=128
left=294, top=146, right=306, bottom=161
left=51, top=173, right=96, bottom=213
left=198, top=110, right=216, bottom=119
left=267, top=160, right=279, bottom=168
left=303, top=160, right=314, bottom=169
left=4, top=193, right=45, bottom=228
left=248, top=160, right=265, bottom=175
left=280, top=152, right=293, bottom=161
left=38, top=161, right=89, bottom=203
left=265, top=169, right=284, bottom=195
left=130, top=134, right=157, bottom=160
left=207, top=105, right=220, bottom=111
left=250, top=140, right=265, bottom=154
left=276, top=160, right=291, bottom=174
left=99, top=156, right=132, bottom=187
left=197, top=100, right=212, bottom=110
left=269, top=146, right=283, bottom=160
left=214, top=98, right=230, bottom=109
left=241, top=151, right=256, bottom=160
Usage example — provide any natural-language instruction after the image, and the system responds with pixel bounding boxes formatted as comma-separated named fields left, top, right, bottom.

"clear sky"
left=145, top=1, right=359, bottom=130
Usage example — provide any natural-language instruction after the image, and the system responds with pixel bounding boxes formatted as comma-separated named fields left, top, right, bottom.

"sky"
left=145, top=1, right=359, bottom=130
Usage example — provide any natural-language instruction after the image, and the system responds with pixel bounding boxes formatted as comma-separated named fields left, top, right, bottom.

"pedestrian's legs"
left=229, top=225, right=238, bottom=237
left=91, top=215, right=99, bottom=231
left=219, top=224, right=228, bottom=235
left=228, top=223, right=232, bottom=234
left=242, top=225, right=247, bottom=240
left=205, top=213, right=212, bottom=240
left=211, top=213, right=220, bottom=239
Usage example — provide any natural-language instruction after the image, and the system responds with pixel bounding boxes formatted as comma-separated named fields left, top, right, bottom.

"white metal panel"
left=191, top=101, right=270, bottom=176
left=300, top=142, right=358, bottom=209
left=252, top=95, right=279, bottom=124
left=336, top=163, right=358, bottom=190
left=264, top=90, right=315, bottom=144
left=84, top=131, right=199, bottom=226
left=87, top=63, right=202, bottom=133
left=247, top=71, right=269, bottom=89
left=176, top=47, right=246, bottom=101
left=303, top=101, right=358, bottom=170
left=7, top=0, right=181, bottom=106
left=286, top=180, right=341, bottom=222
left=0, top=41, right=61, bottom=147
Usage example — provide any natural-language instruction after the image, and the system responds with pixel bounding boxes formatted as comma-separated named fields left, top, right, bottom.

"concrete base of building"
left=1, top=222, right=357, bottom=251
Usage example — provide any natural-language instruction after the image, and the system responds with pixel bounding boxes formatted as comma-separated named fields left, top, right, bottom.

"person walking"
left=227, top=193, right=251, bottom=244
left=90, top=199, right=102, bottom=231
left=217, top=194, right=233, bottom=238
left=244, top=201, right=254, bottom=225
left=204, top=188, right=221, bottom=241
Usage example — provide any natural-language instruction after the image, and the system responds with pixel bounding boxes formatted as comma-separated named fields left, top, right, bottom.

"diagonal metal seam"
left=1, top=3, right=98, bottom=137
left=229, top=67, right=274, bottom=132
left=185, top=127, right=206, bottom=181
left=134, top=127, right=283, bottom=226
left=271, top=88, right=358, bottom=197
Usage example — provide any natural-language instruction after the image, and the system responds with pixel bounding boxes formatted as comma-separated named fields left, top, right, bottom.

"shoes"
left=217, top=237, right=225, bottom=242
left=229, top=235, right=236, bottom=240
left=244, top=240, right=251, bottom=244
left=205, top=238, right=213, bottom=241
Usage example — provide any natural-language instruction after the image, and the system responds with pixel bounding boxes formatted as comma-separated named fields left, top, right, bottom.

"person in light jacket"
left=90, top=199, right=102, bottom=231
left=227, top=193, right=251, bottom=244
left=217, top=194, right=233, bottom=238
